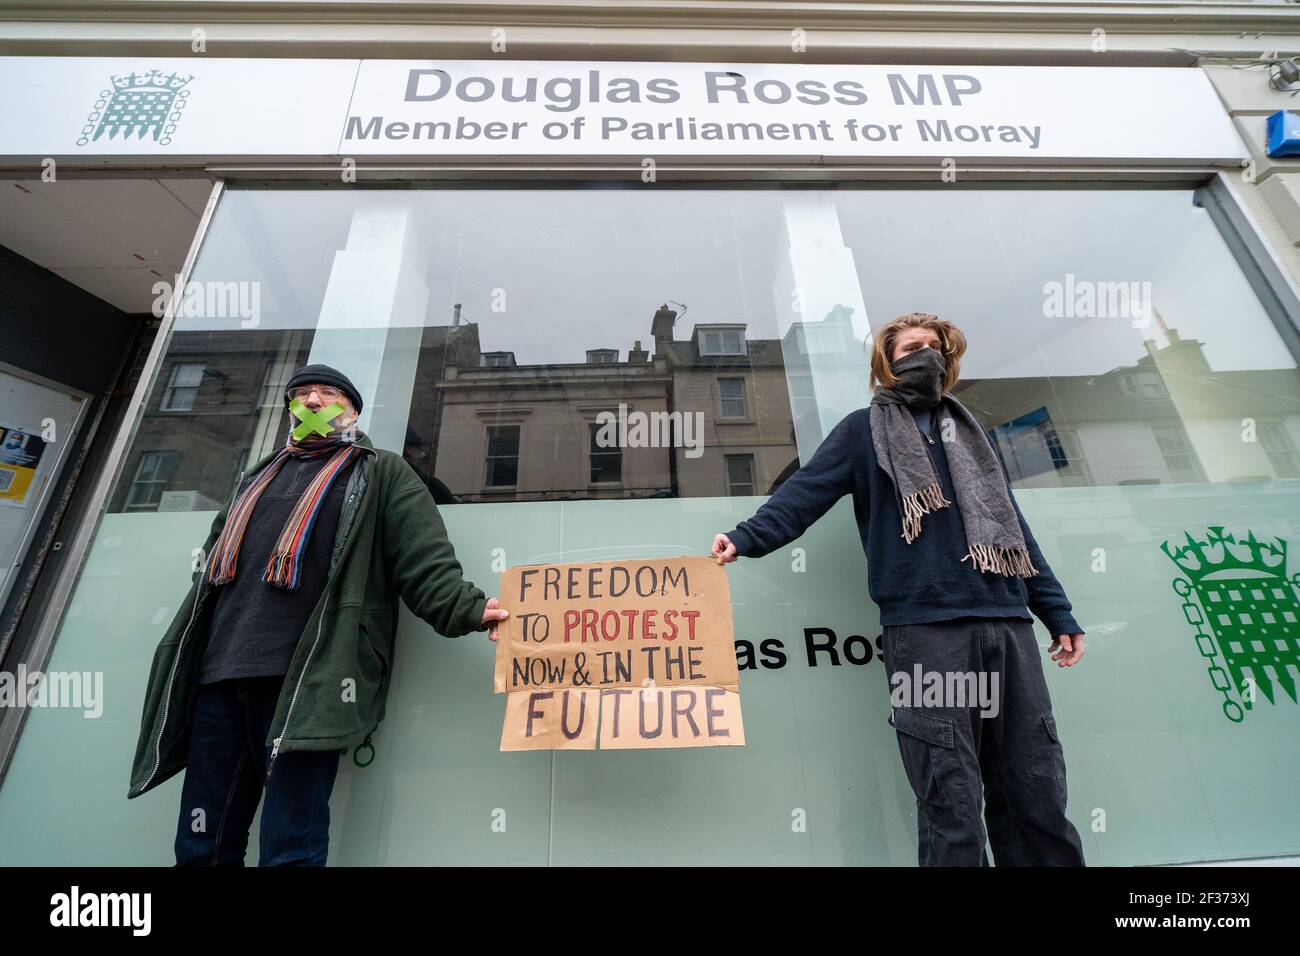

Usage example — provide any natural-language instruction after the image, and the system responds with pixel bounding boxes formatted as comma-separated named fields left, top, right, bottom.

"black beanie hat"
left=284, top=364, right=363, bottom=414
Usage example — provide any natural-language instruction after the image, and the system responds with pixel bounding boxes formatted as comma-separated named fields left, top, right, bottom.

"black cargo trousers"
left=881, top=616, right=1087, bottom=867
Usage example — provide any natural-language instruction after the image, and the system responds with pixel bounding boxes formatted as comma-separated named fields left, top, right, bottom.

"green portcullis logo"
left=77, top=69, right=192, bottom=147
left=1162, top=526, right=1300, bottom=723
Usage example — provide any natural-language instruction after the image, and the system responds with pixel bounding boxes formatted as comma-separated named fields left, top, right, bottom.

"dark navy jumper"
left=726, top=406, right=1082, bottom=635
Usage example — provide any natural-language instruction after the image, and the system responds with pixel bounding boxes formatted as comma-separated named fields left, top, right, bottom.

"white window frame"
left=718, top=377, right=748, bottom=419
left=698, top=327, right=747, bottom=357
left=725, top=454, right=756, bottom=496
left=125, top=450, right=178, bottom=511
left=161, top=362, right=205, bottom=412
left=1259, top=420, right=1300, bottom=479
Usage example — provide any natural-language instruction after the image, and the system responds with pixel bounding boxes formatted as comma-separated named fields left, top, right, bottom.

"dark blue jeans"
left=174, top=675, right=341, bottom=867
left=881, top=616, right=1087, bottom=867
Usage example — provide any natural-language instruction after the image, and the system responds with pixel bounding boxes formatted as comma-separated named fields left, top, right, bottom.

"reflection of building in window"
left=162, top=362, right=204, bottom=411
left=1046, top=427, right=1090, bottom=482
left=428, top=306, right=799, bottom=502
left=989, top=407, right=1091, bottom=486
left=125, top=451, right=178, bottom=510
left=697, top=325, right=747, bottom=357
left=1117, top=368, right=1168, bottom=400
left=786, top=373, right=817, bottom=426
left=1259, top=421, right=1300, bottom=479
left=778, top=304, right=870, bottom=454
left=485, top=425, right=520, bottom=487
left=257, top=363, right=285, bottom=408
left=405, top=320, right=488, bottom=502
left=718, top=378, right=747, bottom=418
left=960, top=324, right=1300, bottom=488
left=991, top=406, right=1076, bottom=484
left=663, top=320, right=798, bottom=500
left=1150, top=424, right=1208, bottom=483
left=108, top=329, right=314, bottom=512
left=114, top=307, right=1300, bottom=514
left=783, top=304, right=860, bottom=360
left=589, top=423, right=622, bottom=483
left=482, top=352, right=516, bottom=368
left=725, top=455, right=755, bottom=495
left=435, top=334, right=672, bottom=502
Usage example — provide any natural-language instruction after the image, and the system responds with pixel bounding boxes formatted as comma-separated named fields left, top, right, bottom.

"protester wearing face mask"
left=129, top=363, right=509, bottom=867
left=710, top=312, right=1086, bottom=867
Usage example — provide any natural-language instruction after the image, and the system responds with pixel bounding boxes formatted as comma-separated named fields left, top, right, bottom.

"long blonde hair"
left=868, top=312, right=967, bottom=392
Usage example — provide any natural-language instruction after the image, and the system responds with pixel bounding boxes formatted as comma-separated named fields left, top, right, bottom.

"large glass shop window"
left=106, top=187, right=1300, bottom=513
left=4, top=185, right=1298, bottom=867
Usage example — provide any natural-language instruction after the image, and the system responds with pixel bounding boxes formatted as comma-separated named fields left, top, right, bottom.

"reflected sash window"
left=589, top=423, right=622, bottom=484
left=1047, top=427, right=1089, bottom=482
left=1259, top=421, right=1300, bottom=479
left=698, top=327, right=746, bottom=357
left=718, top=378, right=748, bottom=419
left=125, top=451, right=178, bottom=511
left=726, top=454, right=755, bottom=496
left=485, top=426, right=520, bottom=488
left=1151, top=424, right=1207, bottom=483
left=161, top=363, right=205, bottom=412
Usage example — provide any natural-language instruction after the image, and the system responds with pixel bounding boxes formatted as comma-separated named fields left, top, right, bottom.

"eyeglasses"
left=288, top=385, right=344, bottom=402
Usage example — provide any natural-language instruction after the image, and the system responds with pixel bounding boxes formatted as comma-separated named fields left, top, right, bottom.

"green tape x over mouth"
left=289, top=398, right=345, bottom=440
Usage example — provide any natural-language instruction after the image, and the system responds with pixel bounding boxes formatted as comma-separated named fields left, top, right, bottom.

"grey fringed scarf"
left=869, top=347, right=1037, bottom=579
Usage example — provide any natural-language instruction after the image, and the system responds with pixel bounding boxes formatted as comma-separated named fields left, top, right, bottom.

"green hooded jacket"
left=127, top=433, right=488, bottom=799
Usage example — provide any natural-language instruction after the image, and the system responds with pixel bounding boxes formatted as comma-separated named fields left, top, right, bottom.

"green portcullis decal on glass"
left=289, top=398, right=344, bottom=441
left=1162, top=526, right=1300, bottom=723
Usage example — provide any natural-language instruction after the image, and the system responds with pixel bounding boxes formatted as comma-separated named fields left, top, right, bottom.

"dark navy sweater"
left=726, top=406, right=1082, bottom=635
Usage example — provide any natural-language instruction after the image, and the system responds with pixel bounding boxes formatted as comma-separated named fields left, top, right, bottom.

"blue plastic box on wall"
left=1266, top=110, right=1300, bottom=157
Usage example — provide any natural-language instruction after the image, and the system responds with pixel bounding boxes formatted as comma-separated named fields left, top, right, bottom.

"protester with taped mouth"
left=711, top=312, right=1087, bottom=867
left=128, top=363, right=509, bottom=866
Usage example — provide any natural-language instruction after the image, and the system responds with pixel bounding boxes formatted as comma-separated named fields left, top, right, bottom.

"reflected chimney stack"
left=651, top=304, right=678, bottom=349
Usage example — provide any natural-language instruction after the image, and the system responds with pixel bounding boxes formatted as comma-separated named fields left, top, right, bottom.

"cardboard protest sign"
left=595, top=686, right=743, bottom=751
left=494, top=556, right=744, bottom=751
left=500, top=688, right=599, bottom=751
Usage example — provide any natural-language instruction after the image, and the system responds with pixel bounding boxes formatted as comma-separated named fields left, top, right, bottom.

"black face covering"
left=887, top=347, right=946, bottom=409
left=870, top=343, right=1039, bottom=577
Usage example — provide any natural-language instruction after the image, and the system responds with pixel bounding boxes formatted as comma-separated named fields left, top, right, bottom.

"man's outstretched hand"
left=711, top=533, right=738, bottom=565
left=483, top=597, right=509, bottom=641
left=1049, top=634, right=1085, bottom=667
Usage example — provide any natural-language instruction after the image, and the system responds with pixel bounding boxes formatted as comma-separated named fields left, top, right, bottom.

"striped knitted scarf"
left=870, top=347, right=1037, bottom=579
left=205, top=431, right=363, bottom=590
